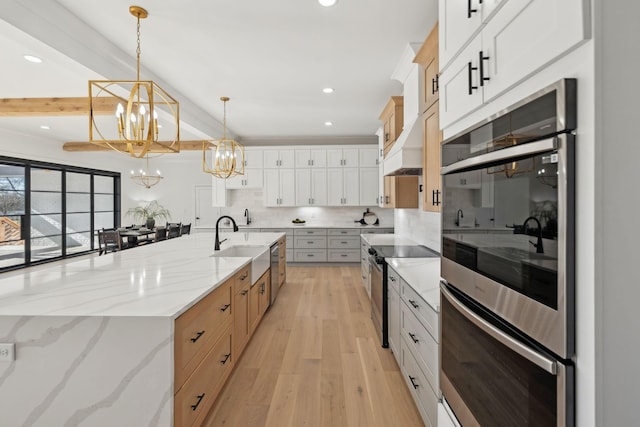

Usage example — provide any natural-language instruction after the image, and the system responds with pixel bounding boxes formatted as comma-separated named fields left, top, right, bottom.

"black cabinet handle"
left=241, top=289, right=248, bottom=296
left=409, top=299, right=419, bottom=309
left=190, top=330, right=205, bottom=343
left=385, top=133, right=390, bottom=142
left=409, top=333, right=419, bottom=344
left=431, top=73, right=440, bottom=95
left=191, top=393, right=205, bottom=411
left=260, top=284, right=265, bottom=295
left=468, top=62, right=478, bottom=95
left=220, top=353, right=231, bottom=364
left=431, top=189, right=441, bottom=206
left=409, top=375, right=419, bottom=389
left=479, top=51, right=490, bottom=86
left=435, top=189, right=441, bottom=206
left=220, top=303, right=231, bottom=312
left=240, top=273, right=248, bottom=280
left=390, top=276, right=396, bottom=282
left=467, top=0, right=478, bottom=18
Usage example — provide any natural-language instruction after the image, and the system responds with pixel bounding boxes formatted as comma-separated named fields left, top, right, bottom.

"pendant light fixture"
left=88, top=5, right=180, bottom=158
left=203, top=97, right=245, bottom=179
left=130, top=154, right=163, bottom=189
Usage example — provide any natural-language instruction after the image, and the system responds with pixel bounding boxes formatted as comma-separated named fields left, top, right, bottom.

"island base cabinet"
left=174, top=327, right=233, bottom=427
left=249, top=270, right=271, bottom=334
left=400, top=338, right=438, bottom=427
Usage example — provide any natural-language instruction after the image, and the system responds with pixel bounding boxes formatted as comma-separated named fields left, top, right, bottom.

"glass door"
left=0, top=164, right=26, bottom=269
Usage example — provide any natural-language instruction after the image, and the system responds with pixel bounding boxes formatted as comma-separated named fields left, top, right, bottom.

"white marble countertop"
left=387, top=257, right=441, bottom=312
left=0, top=232, right=283, bottom=318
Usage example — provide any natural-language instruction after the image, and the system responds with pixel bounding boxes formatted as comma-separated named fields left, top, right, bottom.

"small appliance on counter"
left=355, top=208, right=379, bottom=225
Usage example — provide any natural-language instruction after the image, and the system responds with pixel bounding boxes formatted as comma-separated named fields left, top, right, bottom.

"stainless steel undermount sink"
left=211, top=245, right=270, bottom=285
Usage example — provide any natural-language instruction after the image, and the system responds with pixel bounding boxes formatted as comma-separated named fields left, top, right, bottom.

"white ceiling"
left=0, top=0, right=437, bottom=146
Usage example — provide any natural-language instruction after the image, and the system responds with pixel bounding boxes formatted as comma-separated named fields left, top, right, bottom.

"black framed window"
left=0, top=155, right=120, bottom=273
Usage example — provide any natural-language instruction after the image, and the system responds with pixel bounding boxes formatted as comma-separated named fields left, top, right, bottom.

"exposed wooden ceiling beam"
left=0, top=97, right=119, bottom=117
left=62, top=140, right=212, bottom=152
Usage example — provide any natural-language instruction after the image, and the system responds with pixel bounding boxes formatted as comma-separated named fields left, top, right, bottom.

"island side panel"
left=0, top=315, right=173, bottom=427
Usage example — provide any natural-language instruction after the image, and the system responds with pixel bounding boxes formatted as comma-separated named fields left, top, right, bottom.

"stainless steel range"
left=368, top=245, right=439, bottom=348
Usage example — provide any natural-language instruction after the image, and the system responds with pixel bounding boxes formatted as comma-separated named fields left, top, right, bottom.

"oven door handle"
left=441, top=136, right=558, bottom=175
left=441, top=283, right=558, bottom=375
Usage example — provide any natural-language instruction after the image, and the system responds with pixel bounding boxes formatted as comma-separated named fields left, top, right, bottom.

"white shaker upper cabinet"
left=359, top=168, right=379, bottom=206
left=241, top=149, right=264, bottom=169
left=294, top=149, right=327, bottom=168
left=327, top=168, right=359, bottom=206
left=264, top=169, right=295, bottom=206
left=358, top=147, right=379, bottom=168
left=264, top=149, right=295, bottom=169
left=327, top=148, right=359, bottom=168
left=295, top=168, right=328, bottom=206
left=440, top=0, right=587, bottom=128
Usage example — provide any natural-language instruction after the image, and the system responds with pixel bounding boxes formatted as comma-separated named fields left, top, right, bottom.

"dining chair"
left=180, top=223, right=191, bottom=235
left=155, top=227, right=167, bottom=242
left=167, top=223, right=181, bottom=239
left=100, top=229, right=123, bottom=255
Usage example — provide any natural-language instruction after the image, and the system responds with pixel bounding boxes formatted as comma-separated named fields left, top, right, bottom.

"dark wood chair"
left=98, top=229, right=123, bottom=255
left=167, top=223, right=182, bottom=239
left=180, top=223, right=191, bottom=235
left=155, top=227, right=167, bottom=242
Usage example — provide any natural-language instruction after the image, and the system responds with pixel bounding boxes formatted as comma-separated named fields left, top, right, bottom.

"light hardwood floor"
left=203, top=265, right=425, bottom=427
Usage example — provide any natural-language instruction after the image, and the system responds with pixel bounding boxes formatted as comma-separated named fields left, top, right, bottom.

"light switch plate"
left=0, top=343, right=15, bottom=362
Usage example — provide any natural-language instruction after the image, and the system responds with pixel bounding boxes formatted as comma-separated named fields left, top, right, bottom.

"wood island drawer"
left=294, top=236, right=327, bottom=249
left=400, top=280, right=439, bottom=342
left=328, top=236, right=360, bottom=249
left=233, top=265, right=251, bottom=295
left=174, top=280, right=232, bottom=388
left=174, top=329, right=233, bottom=427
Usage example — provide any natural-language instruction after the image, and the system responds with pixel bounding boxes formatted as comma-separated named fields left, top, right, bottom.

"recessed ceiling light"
left=324, top=121, right=333, bottom=126
left=39, top=125, right=50, bottom=130
left=23, top=55, right=43, bottom=63
left=322, top=87, right=334, bottom=94
left=318, top=0, right=337, bottom=7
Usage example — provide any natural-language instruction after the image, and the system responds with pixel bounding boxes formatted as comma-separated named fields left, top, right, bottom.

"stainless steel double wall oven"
left=440, top=79, right=576, bottom=427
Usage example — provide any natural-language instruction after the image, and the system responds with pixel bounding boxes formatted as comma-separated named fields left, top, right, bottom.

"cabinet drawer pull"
left=260, top=284, right=265, bottom=294
left=467, top=61, right=478, bottom=95
left=191, top=393, right=206, bottom=411
left=341, top=231, right=347, bottom=234
left=307, top=254, right=314, bottom=257
left=409, top=375, right=419, bottom=389
left=390, top=276, right=396, bottom=282
left=341, top=254, right=348, bottom=257
left=479, top=50, right=490, bottom=86
left=408, top=299, right=419, bottom=309
left=241, top=289, right=249, bottom=296
left=408, top=332, right=419, bottom=344
left=190, top=330, right=205, bottom=343
left=307, top=241, right=314, bottom=244
left=341, top=241, right=348, bottom=244
left=240, top=273, right=248, bottom=280
left=467, top=0, right=478, bottom=18
left=220, top=353, right=231, bottom=364
left=220, top=303, right=231, bottom=312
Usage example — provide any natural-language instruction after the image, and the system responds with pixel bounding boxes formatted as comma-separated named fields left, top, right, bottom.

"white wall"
left=593, top=1, right=640, bottom=425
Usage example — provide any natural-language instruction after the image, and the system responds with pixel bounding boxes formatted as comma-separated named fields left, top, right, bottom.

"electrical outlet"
left=0, top=343, right=15, bottom=362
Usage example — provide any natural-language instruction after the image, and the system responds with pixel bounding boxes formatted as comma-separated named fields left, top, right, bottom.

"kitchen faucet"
left=214, top=215, right=238, bottom=251
left=455, top=209, right=464, bottom=226
left=244, top=208, right=251, bottom=225
left=522, top=216, right=544, bottom=254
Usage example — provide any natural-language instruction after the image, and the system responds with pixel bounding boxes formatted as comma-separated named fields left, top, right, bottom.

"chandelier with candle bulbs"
left=203, top=97, right=245, bottom=178
left=130, top=154, right=163, bottom=188
left=88, top=5, right=180, bottom=158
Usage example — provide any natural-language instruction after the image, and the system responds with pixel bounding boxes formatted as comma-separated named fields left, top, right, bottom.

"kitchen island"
left=0, top=231, right=283, bottom=427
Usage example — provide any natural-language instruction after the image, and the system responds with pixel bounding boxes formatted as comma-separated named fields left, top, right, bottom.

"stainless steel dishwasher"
left=270, top=242, right=279, bottom=305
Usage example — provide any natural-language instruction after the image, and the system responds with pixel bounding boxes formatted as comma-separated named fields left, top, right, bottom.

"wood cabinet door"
left=249, top=283, right=261, bottom=333
left=423, top=102, right=442, bottom=212
left=258, top=274, right=270, bottom=318
left=417, top=23, right=440, bottom=113
left=233, top=284, right=250, bottom=357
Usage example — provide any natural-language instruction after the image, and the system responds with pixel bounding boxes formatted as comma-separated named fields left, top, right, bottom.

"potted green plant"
left=126, top=200, right=171, bottom=229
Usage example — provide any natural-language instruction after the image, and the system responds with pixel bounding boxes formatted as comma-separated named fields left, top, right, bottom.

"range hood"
left=383, top=116, right=422, bottom=176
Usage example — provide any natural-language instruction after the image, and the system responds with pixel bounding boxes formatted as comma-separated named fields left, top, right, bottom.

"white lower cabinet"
left=264, top=169, right=295, bottom=206
left=390, top=272, right=440, bottom=427
left=400, top=338, right=438, bottom=427
left=387, top=267, right=401, bottom=357
left=438, top=402, right=461, bottom=427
